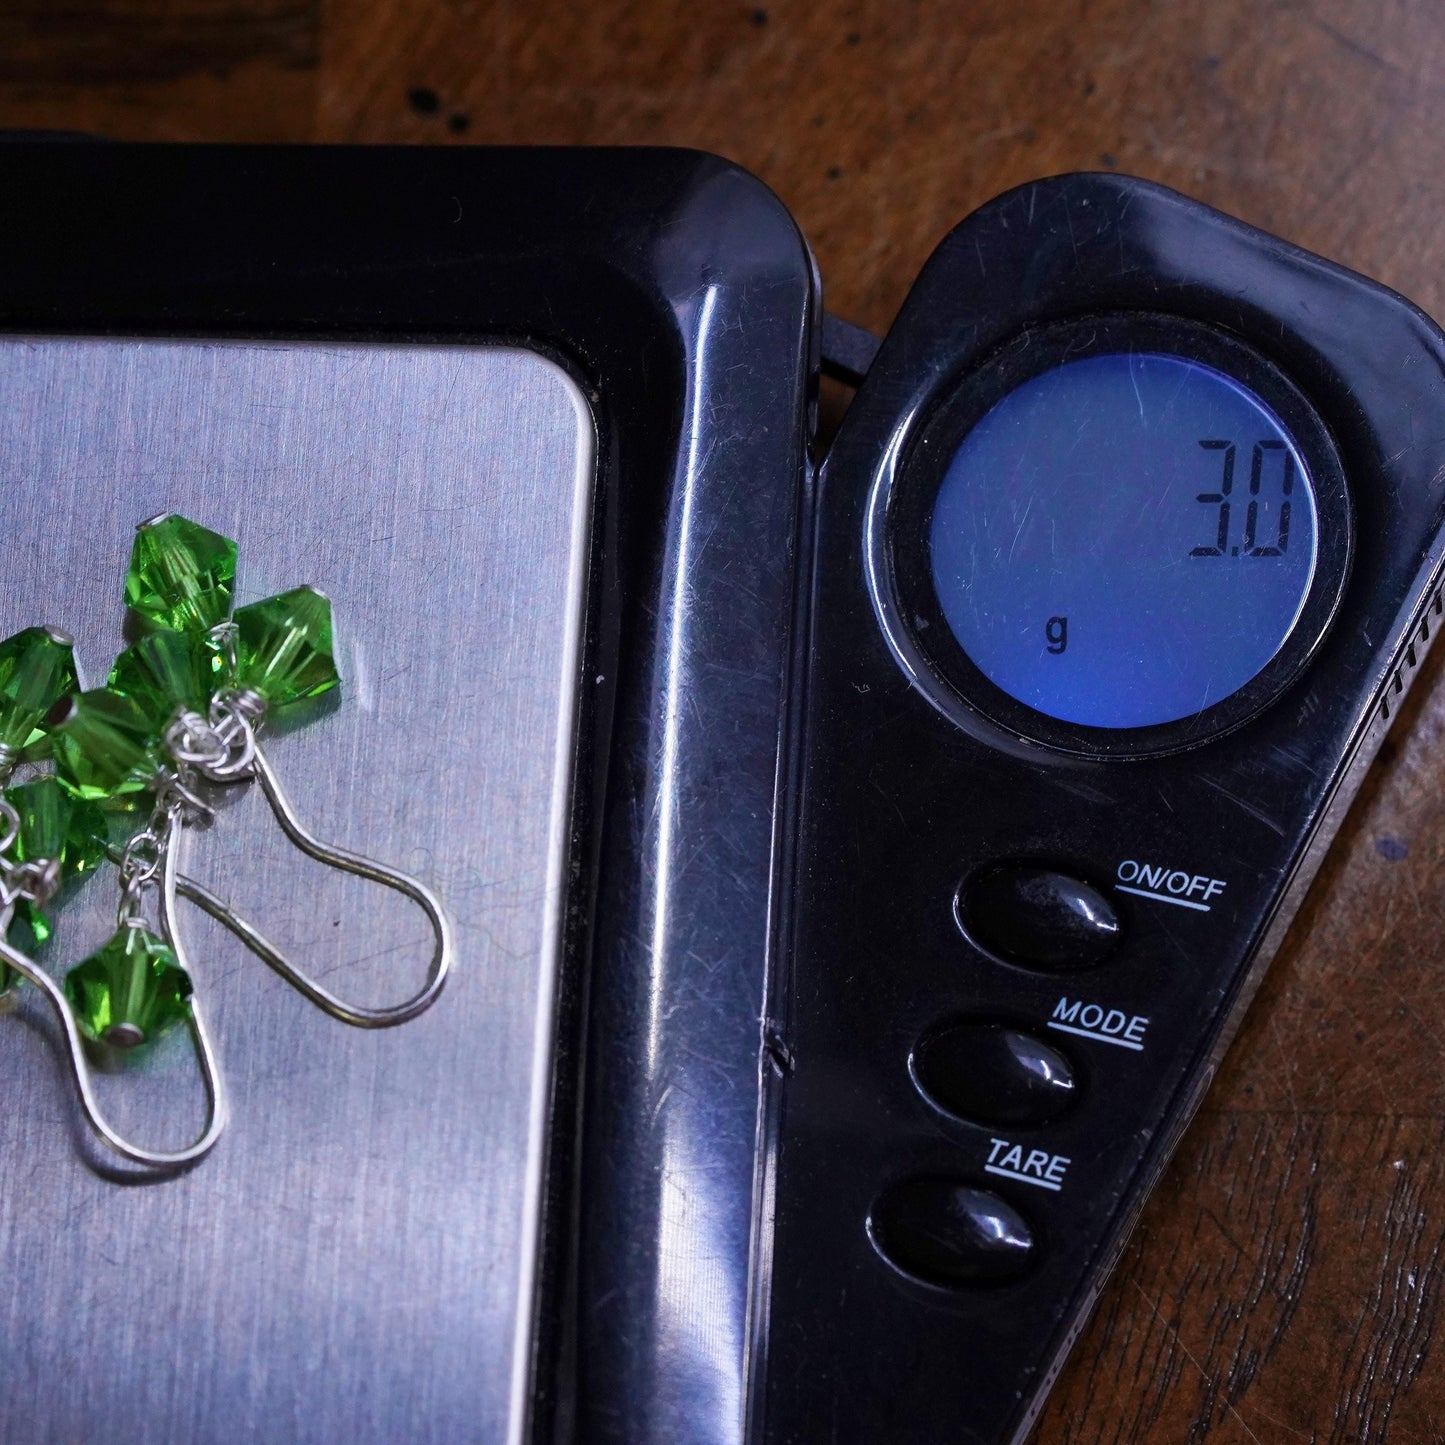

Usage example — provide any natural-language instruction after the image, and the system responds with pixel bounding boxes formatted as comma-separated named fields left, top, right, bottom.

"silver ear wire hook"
left=246, top=743, right=452, bottom=1025
left=167, top=740, right=452, bottom=1028
left=0, top=823, right=227, bottom=1171
left=114, top=715, right=453, bottom=1028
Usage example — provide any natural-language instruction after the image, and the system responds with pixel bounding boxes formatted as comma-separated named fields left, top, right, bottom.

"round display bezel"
left=882, top=313, right=1354, bottom=758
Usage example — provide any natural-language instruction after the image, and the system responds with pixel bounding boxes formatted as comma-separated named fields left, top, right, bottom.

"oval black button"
left=958, top=864, right=1120, bottom=970
left=912, top=1021, right=1076, bottom=1126
left=868, top=1178, right=1034, bottom=1286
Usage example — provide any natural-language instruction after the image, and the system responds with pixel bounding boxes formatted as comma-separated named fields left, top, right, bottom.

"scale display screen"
left=927, top=351, right=1320, bottom=729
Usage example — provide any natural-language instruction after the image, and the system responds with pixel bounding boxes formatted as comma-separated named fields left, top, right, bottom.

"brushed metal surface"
left=0, top=338, right=594, bottom=1443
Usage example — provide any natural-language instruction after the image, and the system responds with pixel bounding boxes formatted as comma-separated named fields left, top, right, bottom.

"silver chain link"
left=114, top=799, right=170, bottom=930
left=115, top=691, right=264, bottom=932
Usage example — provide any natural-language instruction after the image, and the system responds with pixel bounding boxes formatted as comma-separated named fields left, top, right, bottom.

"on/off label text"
left=1115, top=858, right=1227, bottom=912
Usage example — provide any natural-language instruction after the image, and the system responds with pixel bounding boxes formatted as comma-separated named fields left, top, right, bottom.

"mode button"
left=911, top=1020, right=1077, bottom=1127
left=958, top=864, right=1119, bottom=971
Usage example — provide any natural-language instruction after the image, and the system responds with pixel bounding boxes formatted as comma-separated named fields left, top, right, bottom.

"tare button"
left=984, top=1137, right=1071, bottom=1193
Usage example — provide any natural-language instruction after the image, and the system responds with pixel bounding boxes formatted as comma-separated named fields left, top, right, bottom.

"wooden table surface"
left=3, top=2, right=1443, bottom=1440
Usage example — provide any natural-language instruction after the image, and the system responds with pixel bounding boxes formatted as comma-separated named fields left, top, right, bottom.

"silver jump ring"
left=120, top=830, right=163, bottom=881
left=194, top=697, right=258, bottom=783
left=0, top=798, right=21, bottom=859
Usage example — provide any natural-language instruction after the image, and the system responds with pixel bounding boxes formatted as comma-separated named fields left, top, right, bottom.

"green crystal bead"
left=125, top=513, right=238, bottom=634
left=0, top=626, right=79, bottom=755
left=8, top=898, right=51, bottom=954
left=64, top=924, right=193, bottom=1048
left=52, top=688, right=159, bottom=802
left=108, top=628, right=219, bottom=732
left=233, top=586, right=340, bottom=713
left=1, top=896, right=49, bottom=993
left=5, top=776, right=106, bottom=878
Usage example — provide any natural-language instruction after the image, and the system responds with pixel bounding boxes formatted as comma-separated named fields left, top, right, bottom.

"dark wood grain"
left=3, top=2, right=1443, bottom=1439
left=0, top=1, right=316, bottom=140
left=0, top=2, right=315, bottom=82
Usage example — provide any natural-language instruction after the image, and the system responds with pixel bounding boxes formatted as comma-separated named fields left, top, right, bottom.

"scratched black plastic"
left=761, top=173, right=1445, bottom=1445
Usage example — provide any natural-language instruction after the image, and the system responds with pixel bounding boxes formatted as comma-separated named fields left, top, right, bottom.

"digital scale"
left=0, top=142, right=1441, bottom=1444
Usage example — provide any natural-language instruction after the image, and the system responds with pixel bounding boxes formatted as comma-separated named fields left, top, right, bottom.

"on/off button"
left=956, top=863, right=1120, bottom=971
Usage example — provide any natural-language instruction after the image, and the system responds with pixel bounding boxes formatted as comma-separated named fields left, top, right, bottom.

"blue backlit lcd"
left=927, top=351, right=1319, bottom=729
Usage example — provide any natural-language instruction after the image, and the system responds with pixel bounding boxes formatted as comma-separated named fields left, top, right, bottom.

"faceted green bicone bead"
left=108, top=628, right=219, bottom=733
left=64, top=924, right=193, bottom=1048
left=52, top=688, right=159, bottom=802
left=8, top=898, right=51, bottom=954
left=5, top=776, right=106, bottom=879
left=232, top=586, right=340, bottom=713
left=0, top=626, right=78, bottom=754
left=125, top=514, right=238, bottom=634
left=0, top=897, right=48, bottom=991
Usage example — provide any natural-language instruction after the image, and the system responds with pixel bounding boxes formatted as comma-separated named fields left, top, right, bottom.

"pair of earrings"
left=0, top=514, right=452, bottom=1170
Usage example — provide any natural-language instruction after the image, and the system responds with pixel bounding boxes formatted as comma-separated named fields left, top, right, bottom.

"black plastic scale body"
left=759, top=173, right=1445, bottom=1444
left=4, top=144, right=1445, bottom=1445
